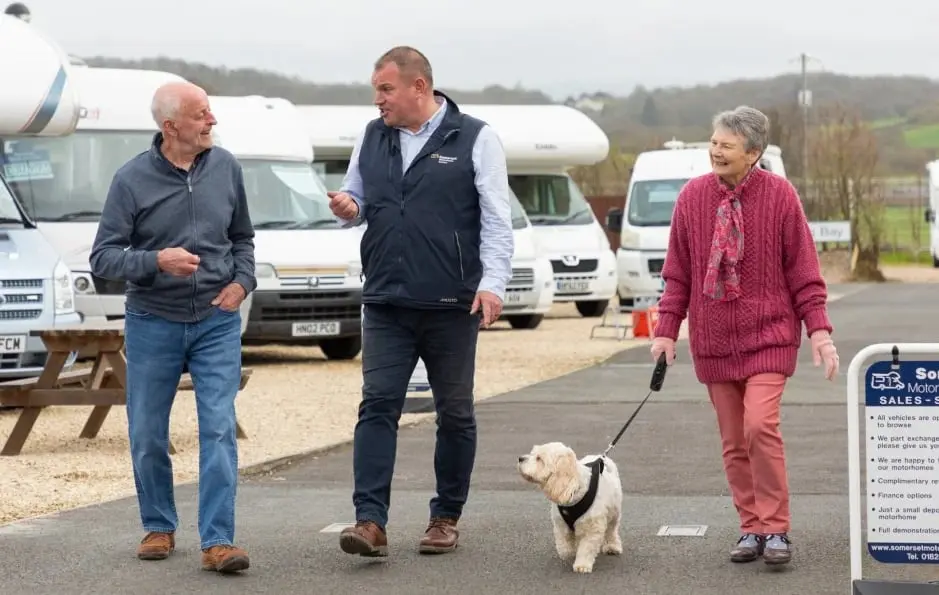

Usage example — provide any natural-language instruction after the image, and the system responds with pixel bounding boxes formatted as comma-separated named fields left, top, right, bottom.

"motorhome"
left=1, top=66, right=256, bottom=335
left=296, top=104, right=555, bottom=329
left=606, top=139, right=787, bottom=308
left=0, top=13, right=82, bottom=377
left=210, top=96, right=364, bottom=359
left=455, top=104, right=617, bottom=318
left=925, top=160, right=939, bottom=267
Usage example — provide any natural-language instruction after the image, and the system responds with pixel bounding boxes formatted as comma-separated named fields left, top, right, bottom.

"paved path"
left=3, top=283, right=939, bottom=594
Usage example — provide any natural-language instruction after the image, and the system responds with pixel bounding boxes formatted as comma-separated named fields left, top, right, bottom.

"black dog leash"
left=602, top=352, right=670, bottom=457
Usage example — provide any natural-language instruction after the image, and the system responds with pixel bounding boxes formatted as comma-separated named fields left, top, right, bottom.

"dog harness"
left=557, top=457, right=605, bottom=531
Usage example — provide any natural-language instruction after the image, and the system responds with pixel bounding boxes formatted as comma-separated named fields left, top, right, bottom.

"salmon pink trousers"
left=706, top=373, right=790, bottom=535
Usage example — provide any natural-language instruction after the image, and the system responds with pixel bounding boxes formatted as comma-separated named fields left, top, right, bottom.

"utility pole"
left=791, top=53, right=822, bottom=193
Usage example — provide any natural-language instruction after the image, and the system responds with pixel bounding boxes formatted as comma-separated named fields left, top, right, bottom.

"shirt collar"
left=397, top=96, right=447, bottom=136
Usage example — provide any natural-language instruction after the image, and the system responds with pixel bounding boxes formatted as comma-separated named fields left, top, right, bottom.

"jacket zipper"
left=454, top=231, right=465, bottom=281
left=187, top=173, right=196, bottom=319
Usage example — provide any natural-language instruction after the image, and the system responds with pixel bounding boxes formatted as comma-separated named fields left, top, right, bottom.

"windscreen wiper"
left=289, top=219, right=341, bottom=229
left=253, top=220, right=297, bottom=229
left=46, top=210, right=103, bottom=221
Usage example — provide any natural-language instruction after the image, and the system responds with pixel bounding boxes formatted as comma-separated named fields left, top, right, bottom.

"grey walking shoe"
left=730, top=533, right=765, bottom=563
left=763, top=533, right=792, bottom=565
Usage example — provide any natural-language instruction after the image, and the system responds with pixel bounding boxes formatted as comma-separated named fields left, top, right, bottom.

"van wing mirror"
left=926, top=208, right=935, bottom=224
left=606, top=208, right=623, bottom=233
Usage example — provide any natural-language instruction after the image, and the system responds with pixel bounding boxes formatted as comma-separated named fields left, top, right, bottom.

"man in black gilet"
left=328, top=46, right=514, bottom=557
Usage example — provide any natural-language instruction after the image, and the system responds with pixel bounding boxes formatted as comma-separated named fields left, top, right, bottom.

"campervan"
left=606, top=139, right=787, bottom=308
left=210, top=96, right=364, bottom=359
left=296, top=104, right=555, bottom=329
left=925, top=160, right=939, bottom=267
left=0, top=13, right=82, bottom=377
left=2, top=66, right=254, bottom=335
left=455, top=104, right=617, bottom=318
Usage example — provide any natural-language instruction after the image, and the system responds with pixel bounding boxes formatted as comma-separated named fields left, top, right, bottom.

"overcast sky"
left=22, top=0, right=939, bottom=99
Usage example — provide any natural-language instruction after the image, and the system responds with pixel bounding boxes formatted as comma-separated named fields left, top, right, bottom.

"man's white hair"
left=150, top=91, right=182, bottom=127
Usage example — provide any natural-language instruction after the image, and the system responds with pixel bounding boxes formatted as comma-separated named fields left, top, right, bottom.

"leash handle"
left=650, top=352, right=669, bottom=392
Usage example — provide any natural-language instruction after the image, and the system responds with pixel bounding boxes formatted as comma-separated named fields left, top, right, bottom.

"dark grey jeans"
left=352, top=303, right=480, bottom=530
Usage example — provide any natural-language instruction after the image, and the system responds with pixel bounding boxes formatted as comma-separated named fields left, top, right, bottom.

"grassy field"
left=878, top=204, right=933, bottom=264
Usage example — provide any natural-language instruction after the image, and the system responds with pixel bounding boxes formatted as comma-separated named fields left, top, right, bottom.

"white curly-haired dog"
left=517, top=441, right=623, bottom=573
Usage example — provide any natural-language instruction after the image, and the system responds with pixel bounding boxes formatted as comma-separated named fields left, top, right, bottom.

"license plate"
left=291, top=321, right=341, bottom=337
left=506, top=292, right=523, bottom=303
left=557, top=280, right=590, bottom=294
left=0, top=334, right=26, bottom=353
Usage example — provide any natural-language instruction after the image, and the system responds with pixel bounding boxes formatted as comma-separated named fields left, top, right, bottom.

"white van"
left=606, top=139, right=787, bottom=308
left=0, top=13, right=82, bottom=377
left=296, top=104, right=555, bottom=329
left=210, top=96, right=364, bottom=359
left=457, top=104, right=617, bottom=317
left=925, top=160, right=939, bottom=268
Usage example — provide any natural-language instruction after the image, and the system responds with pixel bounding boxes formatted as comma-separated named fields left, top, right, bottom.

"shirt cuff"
left=477, top=277, right=506, bottom=302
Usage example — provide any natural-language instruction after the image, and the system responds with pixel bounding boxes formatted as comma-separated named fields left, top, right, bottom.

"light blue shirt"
left=337, top=98, right=515, bottom=300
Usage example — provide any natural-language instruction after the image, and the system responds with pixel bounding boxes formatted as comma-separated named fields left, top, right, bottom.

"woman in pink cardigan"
left=651, top=106, right=840, bottom=567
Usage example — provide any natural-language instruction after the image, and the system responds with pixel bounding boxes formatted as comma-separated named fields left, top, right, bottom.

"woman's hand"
left=810, top=330, right=839, bottom=381
left=651, top=337, right=677, bottom=365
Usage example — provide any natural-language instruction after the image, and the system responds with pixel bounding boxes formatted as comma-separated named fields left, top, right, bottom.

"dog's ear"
left=543, top=449, right=580, bottom=504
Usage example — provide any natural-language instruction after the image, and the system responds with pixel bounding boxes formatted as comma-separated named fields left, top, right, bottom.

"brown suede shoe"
left=137, top=531, right=175, bottom=560
left=201, top=545, right=250, bottom=573
left=419, top=517, right=459, bottom=554
left=339, top=521, right=388, bottom=557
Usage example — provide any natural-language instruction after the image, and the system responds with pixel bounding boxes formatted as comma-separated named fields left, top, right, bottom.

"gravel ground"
left=0, top=303, right=645, bottom=524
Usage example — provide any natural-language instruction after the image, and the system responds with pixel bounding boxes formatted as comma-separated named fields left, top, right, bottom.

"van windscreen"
left=627, top=178, right=689, bottom=227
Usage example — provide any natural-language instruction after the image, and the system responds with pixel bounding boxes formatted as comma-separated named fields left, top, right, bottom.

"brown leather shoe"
left=419, top=517, right=459, bottom=554
left=201, top=545, right=250, bottom=573
left=137, top=531, right=175, bottom=560
left=339, top=521, right=388, bottom=557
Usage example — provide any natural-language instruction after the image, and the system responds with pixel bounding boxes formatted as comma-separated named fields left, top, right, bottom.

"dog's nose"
left=518, top=456, right=525, bottom=463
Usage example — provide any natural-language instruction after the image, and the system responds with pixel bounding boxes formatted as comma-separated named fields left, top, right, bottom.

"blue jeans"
left=124, top=305, right=243, bottom=550
left=353, top=304, right=480, bottom=530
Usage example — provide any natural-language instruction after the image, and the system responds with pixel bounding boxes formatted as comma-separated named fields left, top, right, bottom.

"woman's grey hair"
left=712, top=105, right=770, bottom=153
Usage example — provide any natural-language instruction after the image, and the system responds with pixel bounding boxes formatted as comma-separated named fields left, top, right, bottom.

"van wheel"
left=507, top=314, right=544, bottom=329
left=576, top=300, right=608, bottom=317
left=933, top=254, right=939, bottom=268
left=319, top=336, right=362, bottom=360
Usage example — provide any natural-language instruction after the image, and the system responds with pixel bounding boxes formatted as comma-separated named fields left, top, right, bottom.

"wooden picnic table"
left=0, top=321, right=249, bottom=456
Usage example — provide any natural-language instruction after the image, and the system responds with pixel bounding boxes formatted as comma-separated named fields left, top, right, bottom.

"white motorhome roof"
left=210, top=95, right=313, bottom=162
left=296, top=102, right=610, bottom=167
left=72, top=67, right=187, bottom=131
left=295, top=105, right=377, bottom=159
left=631, top=148, right=714, bottom=182
left=0, top=15, right=81, bottom=136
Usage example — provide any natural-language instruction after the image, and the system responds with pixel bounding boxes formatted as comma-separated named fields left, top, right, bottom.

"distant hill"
left=79, top=56, right=939, bottom=175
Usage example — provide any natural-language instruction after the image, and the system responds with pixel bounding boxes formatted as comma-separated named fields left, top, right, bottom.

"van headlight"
left=256, top=263, right=277, bottom=278
left=53, top=260, right=76, bottom=315
left=346, top=261, right=362, bottom=278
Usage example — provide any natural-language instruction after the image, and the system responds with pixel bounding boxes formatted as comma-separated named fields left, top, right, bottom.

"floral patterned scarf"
left=702, top=170, right=758, bottom=301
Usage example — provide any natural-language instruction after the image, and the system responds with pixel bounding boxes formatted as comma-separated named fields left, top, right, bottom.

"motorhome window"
left=313, top=159, right=351, bottom=192
left=626, top=178, right=689, bottom=227
left=507, top=174, right=593, bottom=226
left=241, top=159, right=339, bottom=229
left=0, top=131, right=153, bottom=221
